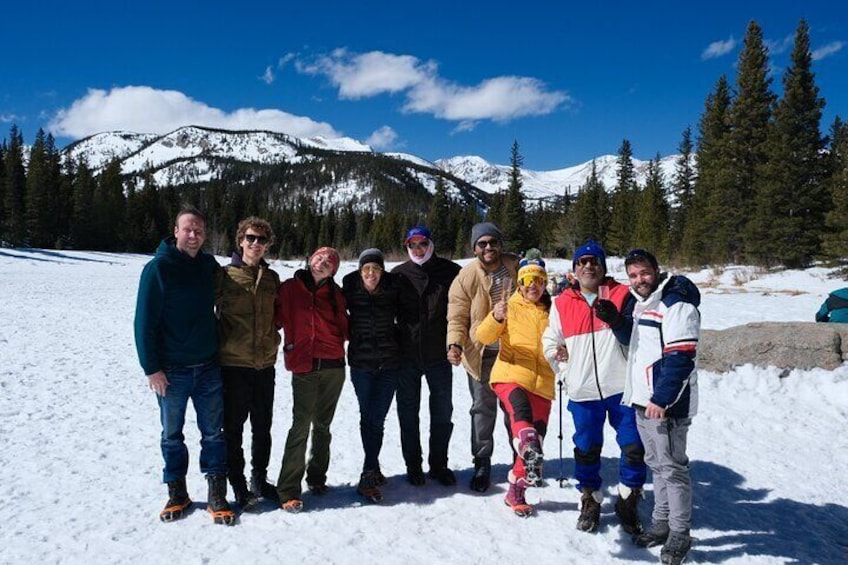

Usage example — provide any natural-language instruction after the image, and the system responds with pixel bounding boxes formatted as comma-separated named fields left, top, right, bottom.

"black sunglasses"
left=244, top=234, right=269, bottom=245
left=476, top=239, right=501, bottom=249
left=576, top=256, right=599, bottom=267
left=407, top=240, right=430, bottom=250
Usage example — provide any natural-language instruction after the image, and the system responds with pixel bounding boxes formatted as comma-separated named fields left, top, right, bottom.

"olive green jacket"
left=216, top=253, right=281, bottom=369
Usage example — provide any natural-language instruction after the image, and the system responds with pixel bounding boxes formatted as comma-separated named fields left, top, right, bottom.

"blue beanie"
left=573, top=239, right=607, bottom=271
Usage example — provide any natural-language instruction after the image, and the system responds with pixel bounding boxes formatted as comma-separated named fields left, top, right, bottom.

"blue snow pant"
left=568, top=393, right=646, bottom=491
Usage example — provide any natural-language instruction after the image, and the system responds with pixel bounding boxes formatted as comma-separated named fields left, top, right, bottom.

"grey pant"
left=636, top=409, right=693, bottom=533
left=467, top=349, right=499, bottom=459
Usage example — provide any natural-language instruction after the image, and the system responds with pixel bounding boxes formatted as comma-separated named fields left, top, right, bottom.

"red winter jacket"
left=275, top=269, right=349, bottom=374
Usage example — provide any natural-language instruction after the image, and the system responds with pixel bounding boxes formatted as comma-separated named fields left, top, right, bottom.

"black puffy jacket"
left=342, top=270, right=405, bottom=371
left=393, top=256, right=461, bottom=366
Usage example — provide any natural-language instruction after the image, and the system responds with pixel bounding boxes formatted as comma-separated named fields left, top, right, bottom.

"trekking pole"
left=556, top=378, right=567, bottom=487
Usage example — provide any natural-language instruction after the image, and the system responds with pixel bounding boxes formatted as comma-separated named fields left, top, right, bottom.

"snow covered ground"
left=1, top=248, right=846, bottom=564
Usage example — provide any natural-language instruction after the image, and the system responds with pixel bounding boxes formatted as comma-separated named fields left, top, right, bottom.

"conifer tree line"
left=2, top=19, right=846, bottom=268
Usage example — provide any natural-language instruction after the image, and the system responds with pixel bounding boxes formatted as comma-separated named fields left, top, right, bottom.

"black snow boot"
left=614, top=486, right=643, bottom=535
left=207, top=475, right=236, bottom=526
left=250, top=472, right=279, bottom=503
left=231, top=478, right=260, bottom=513
left=634, top=519, right=670, bottom=547
left=160, top=477, right=192, bottom=523
left=469, top=457, right=491, bottom=492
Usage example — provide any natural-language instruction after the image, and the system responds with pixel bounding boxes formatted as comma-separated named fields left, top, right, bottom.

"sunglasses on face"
left=476, top=239, right=501, bottom=249
left=576, top=256, right=600, bottom=267
left=518, top=275, right=547, bottom=287
left=407, top=240, right=430, bottom=250
left=244, top=234, right=269, bottom=245
left=361, top=264, right=383, bottom=275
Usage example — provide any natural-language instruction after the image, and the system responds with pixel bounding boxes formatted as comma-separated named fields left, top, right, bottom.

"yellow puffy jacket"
left=475, top=290, right=555, bottom=400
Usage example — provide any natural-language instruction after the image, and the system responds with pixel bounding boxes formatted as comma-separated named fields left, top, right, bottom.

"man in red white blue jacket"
left=596, top=249, right=700, bottom=565
left=542, top=240, right=646, bottom=535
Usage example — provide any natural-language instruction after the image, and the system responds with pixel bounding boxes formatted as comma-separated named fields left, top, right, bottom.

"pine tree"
left=96, top=159, right=127, bottom=250
left=501, top=141, right=528, bottom=252
left=684, top=75, right=733, bottom=266
left=25, top=129, right=52, bottom=247
left=823, top=117, right=848, bottom=263
left=607, top=140, right=638, bottom=255
left=747, top=19, right=825, bottom=268
left=669, top=127, right=696, bottom=260
left=3, top=125, right=27, bottom=245
left=568, top=160, right=609, bottom=247
left=426, top=176, right=452, bottom=254
left=0, top=138, right=6, bottom=234
left=70, top=159, right=97, bottom=249
left=724, top=20, right=776, bottom=262
left=632, top=154, right=670, bottom=257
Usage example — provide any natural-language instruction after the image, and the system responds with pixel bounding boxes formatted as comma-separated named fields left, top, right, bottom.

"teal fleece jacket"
left=134, top=238, right=220, bottom=375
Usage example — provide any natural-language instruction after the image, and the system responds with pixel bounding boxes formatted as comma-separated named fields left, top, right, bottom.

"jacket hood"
left=665, top=274, right=701, bottom=307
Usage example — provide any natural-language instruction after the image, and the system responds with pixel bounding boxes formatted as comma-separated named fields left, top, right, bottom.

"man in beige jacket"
left=447, top=222, right=518, bottom=492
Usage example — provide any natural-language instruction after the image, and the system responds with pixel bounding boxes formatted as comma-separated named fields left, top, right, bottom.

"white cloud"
left=294, top=49, right=569, bottom=124
left=260, top=66, right=275, bottom=85
left=277, top=53, right=297, bottom=68
left=365, top=125, right=401, bottom=150
left=48, top=85, right=341, bottom=140
left=701, top=37, right=737, bottom=60
left=1, top=113, right=22, bottom=123
left=812, top=41, right=845, bottom=61
left=766, top=34, right=794, bottom=56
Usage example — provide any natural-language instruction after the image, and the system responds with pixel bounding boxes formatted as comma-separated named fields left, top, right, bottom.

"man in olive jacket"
left=217, top=217, right=281, bottom=511
left=446, top=222, right=518, bottom=492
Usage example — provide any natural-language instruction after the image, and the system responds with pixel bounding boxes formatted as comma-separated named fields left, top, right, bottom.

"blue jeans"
left=568, top=393, right=646, bottom=491
left=158, top=362, right=227, bottom=483
left=350, top=367, right=399, bottom=472
left=396, top=360, right=454, bottom=471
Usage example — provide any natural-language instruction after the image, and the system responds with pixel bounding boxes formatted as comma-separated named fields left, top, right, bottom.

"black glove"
left=594, top=299, right=621, bottom=327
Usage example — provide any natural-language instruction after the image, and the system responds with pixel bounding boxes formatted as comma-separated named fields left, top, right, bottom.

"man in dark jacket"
left=216, top=217, right=281, bottom=511
left=393, top=226, right=461, bottom=486
left=134, top=206, right=235, bottom=525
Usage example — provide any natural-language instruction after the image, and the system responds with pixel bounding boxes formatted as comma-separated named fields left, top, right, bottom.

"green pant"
left=276, top=367, right=346, bottom=501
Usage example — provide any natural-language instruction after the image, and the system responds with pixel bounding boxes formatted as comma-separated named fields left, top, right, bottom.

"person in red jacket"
left=274, top=246, right=349, bottom=513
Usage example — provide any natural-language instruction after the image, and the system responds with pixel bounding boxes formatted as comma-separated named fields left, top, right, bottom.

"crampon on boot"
left=160, top=477, right=192, bottom=523
left=577, top=487, right=602, bottom=532
left=515, top=428, right=544, bottom=486
left=207, top=475, right=237, bottom=526
left=357, top=470, right=383, bottom=503
left=504, top=478, right=533, bottom=518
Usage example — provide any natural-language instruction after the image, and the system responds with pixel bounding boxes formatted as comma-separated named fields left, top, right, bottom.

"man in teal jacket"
left=815, top=288, right=848, bottom=323
left=134, top=206, right=235, bottom=525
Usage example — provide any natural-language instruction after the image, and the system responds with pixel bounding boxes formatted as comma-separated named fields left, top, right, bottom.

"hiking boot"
left=250, top=472, right=279, bottom=502
left=281, top=498, right=303, bottom=513
left=504, top=478, right=533, bottom=517
left=159, top=477, right=192, bottom=522
left=357, top=471, right=383, bottom=503
left=428, top=467, right=457, bottom=486
left=614, top=485, right=643, bottom=535
left=576, top=487, right=602, bottom=532
left=634, top=520, right=670, bottom=548
left=206, top=475, right=236, bottom=526
left=516, top=428, right=544, bottom=484
left=660, top=530, right=692, bottom=565
left=232, top=481, right=260, bottom=513
left=307, top=482, right=330, bottom=496
left=469, top=457, right=491, bottom=492
left=407, top=467, right=426, bottom=486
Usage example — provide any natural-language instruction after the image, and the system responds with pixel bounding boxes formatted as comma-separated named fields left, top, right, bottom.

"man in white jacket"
left=595, top=249, right=700, bottom=565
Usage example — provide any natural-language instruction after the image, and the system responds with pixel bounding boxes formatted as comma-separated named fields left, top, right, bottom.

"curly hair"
left=236, top=216, right=275, bottom=247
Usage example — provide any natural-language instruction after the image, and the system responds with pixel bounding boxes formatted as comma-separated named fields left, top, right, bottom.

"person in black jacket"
left=392, top=226, right=461, bottom=486
left=342, top=248, right=405, bottom=503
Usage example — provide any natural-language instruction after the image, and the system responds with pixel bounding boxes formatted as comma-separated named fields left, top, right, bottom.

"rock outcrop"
left=699, top=322, right=848, bottom=372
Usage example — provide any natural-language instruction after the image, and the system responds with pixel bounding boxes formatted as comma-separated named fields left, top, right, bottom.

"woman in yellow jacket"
left=476, top=250, right=555, bottom=517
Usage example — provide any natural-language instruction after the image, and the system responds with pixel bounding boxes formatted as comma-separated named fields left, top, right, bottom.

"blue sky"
left=2, top=1, right=846, bottom=170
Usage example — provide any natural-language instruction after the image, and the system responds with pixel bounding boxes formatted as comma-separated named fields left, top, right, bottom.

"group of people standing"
left=134, top=207, right=700, bottom=565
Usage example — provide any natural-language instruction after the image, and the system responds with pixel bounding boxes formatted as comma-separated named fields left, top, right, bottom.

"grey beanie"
left=470, top=222, right=503, bottom=246
left=358, top=248, right=384, bottom=269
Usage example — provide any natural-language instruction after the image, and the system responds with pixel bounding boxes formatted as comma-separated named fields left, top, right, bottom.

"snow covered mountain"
left=62, top=126, right=682, bottom=207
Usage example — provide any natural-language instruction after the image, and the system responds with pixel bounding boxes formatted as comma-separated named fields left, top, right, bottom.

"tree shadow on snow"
left=0, top=248, right=127, bottom=265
